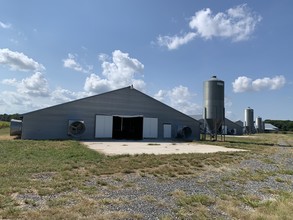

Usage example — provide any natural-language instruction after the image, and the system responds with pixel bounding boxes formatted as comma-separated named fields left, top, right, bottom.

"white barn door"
left=95, top=115, right=113, bottom=138
left=163, top=124, right=172, bottom=138
left=143, top=118, right=158, bottom=138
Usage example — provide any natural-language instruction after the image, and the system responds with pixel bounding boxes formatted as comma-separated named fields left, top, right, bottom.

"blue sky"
left=0, top=0, right=292, bottom=121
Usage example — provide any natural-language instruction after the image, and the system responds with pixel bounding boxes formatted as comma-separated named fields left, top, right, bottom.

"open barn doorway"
left=112, top=116, right=143, bottom=140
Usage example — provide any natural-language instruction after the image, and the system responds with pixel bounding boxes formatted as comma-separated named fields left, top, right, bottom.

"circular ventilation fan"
left=69, top=121, right=86, bottom=136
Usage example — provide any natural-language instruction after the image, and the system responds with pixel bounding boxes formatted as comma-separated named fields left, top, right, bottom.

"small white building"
left=264, top=123, right=279, bottom=133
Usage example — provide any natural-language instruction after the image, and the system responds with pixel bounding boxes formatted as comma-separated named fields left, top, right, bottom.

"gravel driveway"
left=84, top=145, right=293, bottom=219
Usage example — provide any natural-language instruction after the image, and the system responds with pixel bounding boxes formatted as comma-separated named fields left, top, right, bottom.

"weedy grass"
left=171, top=189, right=216, bottom=219
left=218, top=191, right=293, bottom=220
left=0, top=122, right=11, bottom=140
left=0, top=121, right=9, bottom=129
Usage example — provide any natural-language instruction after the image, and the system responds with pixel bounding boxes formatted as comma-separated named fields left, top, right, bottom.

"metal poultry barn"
left=14, top=86, right=200, bottom=141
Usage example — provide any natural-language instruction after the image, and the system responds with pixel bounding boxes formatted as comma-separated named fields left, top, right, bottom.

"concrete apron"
left=82, top=141, right=246, bottom=155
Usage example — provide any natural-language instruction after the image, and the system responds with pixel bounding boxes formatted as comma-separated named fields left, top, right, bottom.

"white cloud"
left=2, top=72, right=50, bottom=97
left=63, top=53, right=90, bottom=73
left=51, top=87, right=88, bottom=103
left=2, top=48, right=146, bottom=112
left=189, top=4, right=261, bottom=42
left=0, top=90, right=51, bottom=113
left=84, top=74, right=109, bottom=94
left=0, top=91, right=31, bottom=113
left=98, top=53, right=110, bottom=62
left=232, top=75, right=286, bottom=93
left=157, top=32, right=197, bottom=50
left=0, top=48, right=45, bottom=72
left=157, top=4, right=261, bottom=50
left=1, top=77, right=90, bottom=113
left=63, top=54, right=82, bottom=71
left=1, top=91, right=30, bottom=106
left=232, top=76, right=253, bottom=93
left=0, top=21, right=11, bottom=29
left=2, top=78, right=17, bottom=86
left=252, top=75, right=286, bottom=91
left=154, top=85, right=201, bottom=115
left=84, top=50, right=145, bottom=94
left=225, top=97, right=232, bottom=108
left=20, top=72, right=50, bottom=96
left=154, top=89, right=167, bottom=102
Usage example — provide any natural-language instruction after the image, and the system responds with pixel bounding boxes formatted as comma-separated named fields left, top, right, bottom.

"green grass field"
left=0, top=125, right=293, bottom=219
left=0, top=121, right=9, bottom=130
left=0, top=121, right=11, bottom=140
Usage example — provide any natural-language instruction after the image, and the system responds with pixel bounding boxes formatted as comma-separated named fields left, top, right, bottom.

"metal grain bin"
left=203, top=76, right=225, bottom=138
left=255, top=116, right=263, bottom=133
left=244, top=107, right=255, bottom=134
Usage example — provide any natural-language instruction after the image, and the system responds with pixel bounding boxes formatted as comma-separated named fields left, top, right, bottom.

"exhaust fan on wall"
left=177, top=126, right=192, bottom=141
left=68, top=120, right=86, bottom=136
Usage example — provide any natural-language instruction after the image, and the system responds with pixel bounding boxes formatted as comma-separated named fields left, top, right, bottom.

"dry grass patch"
left=0, top=127, right=14, bottom=140
left=171, top=189, right=216, bottom=219
left=218, top=191, right=293, bottom=220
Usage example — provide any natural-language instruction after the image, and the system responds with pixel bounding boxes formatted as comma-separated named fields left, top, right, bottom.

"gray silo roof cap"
left=209, top=75, right=223, bottom=81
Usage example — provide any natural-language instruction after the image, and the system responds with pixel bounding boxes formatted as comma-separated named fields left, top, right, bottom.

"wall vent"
left=68, top=120, right=86, bottom=136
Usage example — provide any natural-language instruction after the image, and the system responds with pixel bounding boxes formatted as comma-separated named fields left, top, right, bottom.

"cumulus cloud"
left=232, top=76, right=253, bottom=92
left=1, top=76, right=90, bottom=113
left=63, top=53, right=83, bottom=72
left=1, top=91, right=31, bottom=106
left=1, top=50, right=146, bottom=112
left=51, top=87, right=88, bottom=103
left=98, top=53, right=110, bottom=62
left=157, top=4, right=261, bottom=50
left=0, top=48, right=45, bottom=72
left=2, top=72, right=50, bottom=97
left=84, top=50, right=145, bottom=94
left=157, top=32, right=197, bottom=50
left=20, top=72, right=50, bottom=96
left=232, top=75, right=286, bottom=93
left=0, top=21, right=11, bottom=29
left=189, top=4, right=261, bottom=41
left=252, top=76, right=286, bottom=91
left=63, top=53, right=91, bottom=73
left=0, top=48, right=50, bottom=112
left=154, top=85, right=201, bottom=115
left=0, top=90, right=51, bottom=113
left=1, top=78, right=17, bottom=86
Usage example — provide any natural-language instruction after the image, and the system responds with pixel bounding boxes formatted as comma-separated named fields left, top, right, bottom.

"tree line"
left=0, top=114, right=21, bottom=122
left=264, top=120, right=293, bottom=131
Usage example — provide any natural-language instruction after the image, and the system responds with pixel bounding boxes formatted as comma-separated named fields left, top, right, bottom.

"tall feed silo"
left=244, top=107, right=255, bottom=134
left=203, top=76, right=225, bottom=140
left=255, top=116, right=263, bottom=133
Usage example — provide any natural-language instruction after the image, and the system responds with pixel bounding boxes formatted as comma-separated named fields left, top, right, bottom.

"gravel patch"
left=87, top=147, right=293, bottom=219
left=12, top=146, right=293, bottom=219
left=31, top=172, right=56, bottom=181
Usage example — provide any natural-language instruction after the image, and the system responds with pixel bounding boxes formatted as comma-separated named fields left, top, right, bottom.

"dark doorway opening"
left=112, top=116, right=143, bottom=140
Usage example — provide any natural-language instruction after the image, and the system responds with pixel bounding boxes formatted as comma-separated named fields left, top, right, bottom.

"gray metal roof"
left=23, top=86, right=200, bottom=124
left=264, top=123, right=279, bottom=131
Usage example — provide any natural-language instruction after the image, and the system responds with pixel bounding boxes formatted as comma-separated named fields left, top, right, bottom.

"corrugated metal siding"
left=224, top=118, right=243, bottom=135
left=22, top=87, right=200, bottom=140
